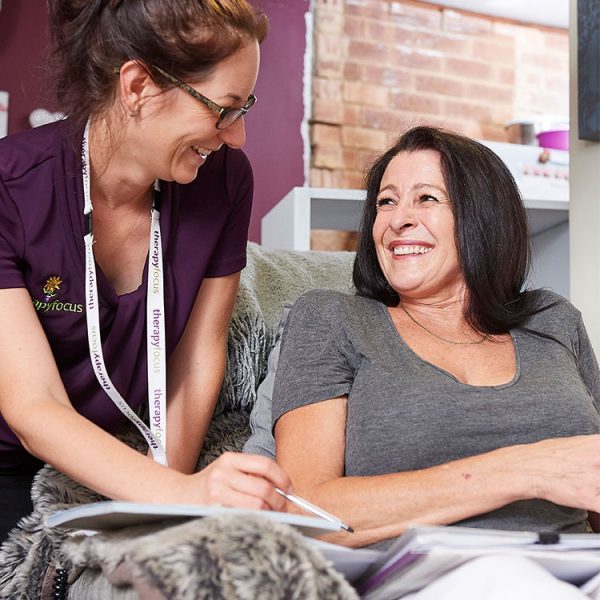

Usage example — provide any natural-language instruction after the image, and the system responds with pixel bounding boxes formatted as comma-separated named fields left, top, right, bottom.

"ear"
left=117, top=60, right=162, bottom=116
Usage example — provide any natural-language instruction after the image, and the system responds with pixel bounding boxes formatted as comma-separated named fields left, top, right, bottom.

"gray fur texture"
left=61, top=515, right=358, bottom=599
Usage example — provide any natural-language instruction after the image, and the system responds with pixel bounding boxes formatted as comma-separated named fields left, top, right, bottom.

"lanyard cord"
left=82, top=119, right=168, bottom=466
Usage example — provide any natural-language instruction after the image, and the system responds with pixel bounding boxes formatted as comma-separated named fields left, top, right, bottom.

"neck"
left=88, top=115, right=155, bottom=210
left=398, top=289, right=475, bottom=333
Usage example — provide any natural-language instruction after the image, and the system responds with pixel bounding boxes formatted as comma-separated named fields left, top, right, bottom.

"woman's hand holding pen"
left=185, top=452, right=292, bottom=511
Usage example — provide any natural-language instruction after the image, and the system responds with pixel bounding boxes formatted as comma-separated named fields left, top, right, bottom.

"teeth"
left=393, top=245, right=432, bottom=256
left=192, top=145, right=209, bottom=159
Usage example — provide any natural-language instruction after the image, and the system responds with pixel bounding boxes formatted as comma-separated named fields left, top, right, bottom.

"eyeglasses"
left=151, top=64, right=256, bottom=130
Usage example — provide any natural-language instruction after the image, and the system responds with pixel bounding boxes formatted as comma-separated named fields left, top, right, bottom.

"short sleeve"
left=272, top=290, right=357, bottom=427
left=0, top=177, right=26, bottom=289
left=204, top=148, right=253, bottom=277
left=573, top=314, right=600, bottom=412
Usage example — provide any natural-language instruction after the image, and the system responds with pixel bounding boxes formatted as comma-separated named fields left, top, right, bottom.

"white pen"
left=275, top=487, right=354, bottom=533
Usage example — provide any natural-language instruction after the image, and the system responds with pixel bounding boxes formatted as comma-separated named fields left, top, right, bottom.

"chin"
left=173, top=168, right=200, bottom=185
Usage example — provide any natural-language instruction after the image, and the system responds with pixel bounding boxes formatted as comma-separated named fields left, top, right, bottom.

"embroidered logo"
left=32, top=275, right=83, bottom=314
left=42, top=275, right=63, bottom=300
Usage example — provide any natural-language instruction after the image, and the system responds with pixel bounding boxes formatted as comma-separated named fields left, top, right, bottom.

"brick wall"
left=309, top=0, right=569, bottom=192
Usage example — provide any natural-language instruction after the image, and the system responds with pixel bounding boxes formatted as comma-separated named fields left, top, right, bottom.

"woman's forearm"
left=292, top=443, right=534, bottom=547
left=10, top=396, right=193, bottom=503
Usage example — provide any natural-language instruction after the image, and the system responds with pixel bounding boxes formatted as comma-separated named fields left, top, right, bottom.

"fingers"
left=193, top=452, right=292, bottom=511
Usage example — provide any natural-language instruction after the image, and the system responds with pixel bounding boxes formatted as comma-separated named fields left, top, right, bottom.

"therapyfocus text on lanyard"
left=82, top=119, right=168, bottom=466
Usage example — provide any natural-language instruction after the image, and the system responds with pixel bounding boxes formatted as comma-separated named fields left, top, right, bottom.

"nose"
left=388, top=203, right=417, bottom=233
left=218, top=116, right=247, bottom=149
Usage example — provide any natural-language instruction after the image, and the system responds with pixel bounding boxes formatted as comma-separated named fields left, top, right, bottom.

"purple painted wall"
left=246, top=0, right=309, bottom=241
left=0, top=2, right=52, bottom=133
left=0, top=0, right=308, bottom=242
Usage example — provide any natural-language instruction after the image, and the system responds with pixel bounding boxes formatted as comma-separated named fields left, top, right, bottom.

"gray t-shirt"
left=272, top=289, right=600, bottom=540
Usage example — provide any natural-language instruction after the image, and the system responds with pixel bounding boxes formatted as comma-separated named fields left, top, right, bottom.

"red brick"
left=498, top=67, right=516, bottom=86
left=343, top=62, right=363, bottom=81
left=343, top=105, right=361, bottom=126
left=415, top=74, right=464, bottom=98
left=444, top=57, right=491, bottom=80
left=472, top=40, right=515, bottom=66
left=343, top=81, right=389, bottom=107
left=442, top=99, right=493, bottom=121
left=390, top=91, right=441, bottom=115
left=389, top=2, right=442, bottom=30
left=362, top=65, right=413, bottom=88
left=343, top=15, right=365, bottom=38
left=479, top=123, right=510, bottom=143
left=315, top=58, right=343, bottom=78
left=313, top=78, right=342, bottom=100
left=520, top=51, right=564, bottom=71
left=312, top=144, right=344, bottom=169
left=342, top=125, right=388, bottom=150
left=310, top=168, right=341, bottom=188
left=315, top=9, right=343, bottom=34
left=360, top=106, right=409, bottom=131
left=466, top=83, right=513, bottom=105
left=341, top=148, right=363, bottom=171
left=312, top=99, right=343, bottom=124
left=389, top=45, right=443, bottom=72
left=543, top=31, right=569, bottom=52
left=442, top=9, right=493, bottom=35
left=389, top=27, right=470, bottom=55
left=345, top=0, right=389, bottom=19
left=339, top=170, right=365, bottom=189
left=348, top=40, right=389, bottom=63
left=316, top=34, right=347, bottom=59
left=312, top=123, right=342, bottom=146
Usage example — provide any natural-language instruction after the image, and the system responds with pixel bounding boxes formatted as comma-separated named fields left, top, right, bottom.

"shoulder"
left=521, top=288, right=582, bottom=336
left=0, top=121, right=70, bottom=183
left=291, top=289, right=380, bottom=323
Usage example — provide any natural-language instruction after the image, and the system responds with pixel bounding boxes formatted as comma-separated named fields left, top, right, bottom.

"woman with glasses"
left=0, top=0, right=291, bottom=544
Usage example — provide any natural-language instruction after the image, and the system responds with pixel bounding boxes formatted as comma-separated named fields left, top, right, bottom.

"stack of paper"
left=355, top=526, right=600, bottom=599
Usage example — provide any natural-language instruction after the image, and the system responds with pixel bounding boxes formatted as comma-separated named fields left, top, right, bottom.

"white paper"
left=0, top=91, right=8, bottom=139
left=358, top=526, right=600, bottom=600
left=46, top=500, right=342, bottom=538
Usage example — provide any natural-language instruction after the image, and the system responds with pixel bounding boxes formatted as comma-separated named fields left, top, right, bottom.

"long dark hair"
left=353, top=125, right=537, bottom=334
left=47, top=0, right=268, bottom=137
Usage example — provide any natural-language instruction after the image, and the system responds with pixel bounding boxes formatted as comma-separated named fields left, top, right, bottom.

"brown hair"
left=353, top=125, right=536, bottom=335
left=47, top=0, right=268, bottom=136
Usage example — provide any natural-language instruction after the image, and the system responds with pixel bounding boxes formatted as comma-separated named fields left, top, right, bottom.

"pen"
left=275, top=487, right=354, bottom=533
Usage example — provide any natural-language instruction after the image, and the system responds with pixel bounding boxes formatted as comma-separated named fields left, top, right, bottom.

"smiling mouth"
left=392, top=245, right=432, bottom=256
left=192, top=145, right=210, bottom=159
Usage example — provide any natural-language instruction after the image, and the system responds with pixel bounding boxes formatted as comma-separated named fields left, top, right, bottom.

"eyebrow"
left=378, top=183, right=447, bottom=195
left=217, top=93, right=245, bottom=104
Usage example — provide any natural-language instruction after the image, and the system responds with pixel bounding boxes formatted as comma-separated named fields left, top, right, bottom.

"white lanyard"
left=82, top=119, right=168, bottom=465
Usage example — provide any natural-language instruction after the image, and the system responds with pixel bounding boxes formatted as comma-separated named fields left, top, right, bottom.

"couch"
left=0, top=242, right=358, bottom=599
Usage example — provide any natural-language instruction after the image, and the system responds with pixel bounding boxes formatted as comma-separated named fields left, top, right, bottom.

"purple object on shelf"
left=536, top=129, right=569, bottom=151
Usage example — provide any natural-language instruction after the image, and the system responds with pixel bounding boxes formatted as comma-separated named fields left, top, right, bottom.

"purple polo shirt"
left=0, top=120, right=253, bottom=467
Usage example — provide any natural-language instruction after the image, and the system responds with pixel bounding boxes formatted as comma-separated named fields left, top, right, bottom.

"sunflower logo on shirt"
left=32, top=275, right=83, bottom=314
left=42, top=275, right=63, bottom=300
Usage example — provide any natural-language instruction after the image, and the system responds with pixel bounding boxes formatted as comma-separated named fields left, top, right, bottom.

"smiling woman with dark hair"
left=273, top=126, right=600, bottom=591
left=0, top=0, right=292, bottom=545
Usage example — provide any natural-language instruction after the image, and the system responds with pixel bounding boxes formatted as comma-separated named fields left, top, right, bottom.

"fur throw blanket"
left=0, top=243, right=355, bottom=599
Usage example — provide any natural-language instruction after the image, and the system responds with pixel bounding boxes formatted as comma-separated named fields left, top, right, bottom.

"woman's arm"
left=0, top=287, right=290, bottom=510
left=275, top=397, right=600, bottom=547
left=164, top=272, right=239, bottom=473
